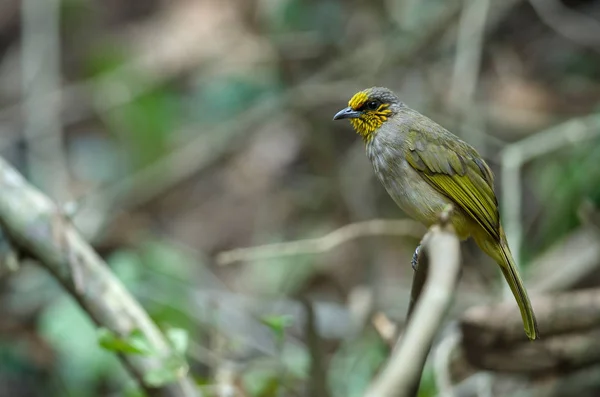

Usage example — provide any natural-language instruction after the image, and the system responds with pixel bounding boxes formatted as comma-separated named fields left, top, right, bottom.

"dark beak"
left=333, top=107, right=361, bottom=120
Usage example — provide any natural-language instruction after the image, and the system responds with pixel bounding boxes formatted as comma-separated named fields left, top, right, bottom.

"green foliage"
left=84, top=42, right=129, bottom=78
left=260, top=314, right=294, bottom=345
left=105, top=242, right=197, bottom=388
left=417, top=365, right=437, bottom=397
left=97, top=328, right=153, bottom=355
left=39, top=296, right=126, bottom=396
left=188, top=77, right=278, bottom=124
left=239, top=342, right=308, bottom=396
left=261, top=0, right=343, bottom=40
left=166, top=327, right=190, bottom=356
left=104, top=86, right=179, bottom=170
left=60, top=0, right=92, bottom=29
left=108, top=240, right=197, bottom=331
left=328, top=330, right=388, bottom=397
left=144, top=354, right=189, bottom=388
left=97, top=326, right=190, bottom=388
left=242, top=367, right=283, bottom=397
left=84, top=40, right=180, bottom=170
left=528, top=140, right=600, bottom=259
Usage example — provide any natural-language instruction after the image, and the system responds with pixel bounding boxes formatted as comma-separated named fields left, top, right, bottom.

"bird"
left=333, top=87, right=539, bottom=340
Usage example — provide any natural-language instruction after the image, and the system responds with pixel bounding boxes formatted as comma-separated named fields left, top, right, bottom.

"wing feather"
left=406, top=130, right=499, bottom=240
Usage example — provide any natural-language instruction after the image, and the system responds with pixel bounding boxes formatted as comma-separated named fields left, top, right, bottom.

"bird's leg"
left=411, top=244, right=421, bottom=271
left=411, top=231, right=433, bottom=270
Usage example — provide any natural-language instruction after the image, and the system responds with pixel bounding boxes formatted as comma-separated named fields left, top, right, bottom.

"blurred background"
left=0, top=0, right=600, bottom=396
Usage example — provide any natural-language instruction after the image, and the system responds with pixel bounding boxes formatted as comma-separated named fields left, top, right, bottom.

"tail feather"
left=498, top=243, right=539, bottom=340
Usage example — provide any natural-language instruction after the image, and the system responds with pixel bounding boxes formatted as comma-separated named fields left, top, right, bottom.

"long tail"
left=496, top=241, right=540, bottom=340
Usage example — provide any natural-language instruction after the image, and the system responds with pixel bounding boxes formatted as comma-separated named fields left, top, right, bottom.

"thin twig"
left=216, top=219, right=423, bottom=265
left=364, top=208, right=461, bottom=397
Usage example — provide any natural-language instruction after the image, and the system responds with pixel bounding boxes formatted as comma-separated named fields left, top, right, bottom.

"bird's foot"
left=411, top=244, right=421, bottom=271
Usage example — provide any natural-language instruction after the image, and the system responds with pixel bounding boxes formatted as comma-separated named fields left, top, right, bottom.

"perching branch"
left=364, top=206, right=461, bottom=397
left=0, top=158, right=199, bottom=397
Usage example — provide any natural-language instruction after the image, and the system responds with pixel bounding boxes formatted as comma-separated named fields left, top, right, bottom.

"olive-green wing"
left=405, top=130, right=500, bottom=240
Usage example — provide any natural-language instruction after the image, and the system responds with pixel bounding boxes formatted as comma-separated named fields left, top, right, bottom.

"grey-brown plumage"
left=334, top=87, right=539, bottom=340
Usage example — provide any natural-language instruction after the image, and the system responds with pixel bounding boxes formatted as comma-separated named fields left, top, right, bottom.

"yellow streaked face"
left=333, top=89, right=394, bottom=141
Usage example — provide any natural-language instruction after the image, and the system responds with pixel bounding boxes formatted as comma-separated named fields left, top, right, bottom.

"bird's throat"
left=350, top=116, right=383, bottom=142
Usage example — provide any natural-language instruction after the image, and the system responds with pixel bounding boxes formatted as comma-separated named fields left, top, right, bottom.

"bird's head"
left=333, top=87, right=402, bottom=142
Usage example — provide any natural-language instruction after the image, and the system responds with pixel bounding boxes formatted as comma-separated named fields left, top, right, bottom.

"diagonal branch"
left=0, top=157, right=199, bottom=397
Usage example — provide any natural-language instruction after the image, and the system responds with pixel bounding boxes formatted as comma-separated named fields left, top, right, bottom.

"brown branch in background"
left=460, top=288, right=600, bottom=374
left=0, top=157, right=199, bottom=397
left=364, top=206, right=461, bottom=397
left=462, top=288, right=600, bottom=345
left=216, top=219, right=423, bottom=265
left=465, top=328, right=600, bottom=374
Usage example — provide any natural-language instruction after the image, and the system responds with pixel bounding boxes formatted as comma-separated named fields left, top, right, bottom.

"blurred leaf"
left=137, top=241, right=197, bottom=330
left=280, top=343, right=309, bottom=380
left=108, top=249, right=144, bottom=292
left=261, top=0, right=343, bottom=40
left=110, top=241, right=196, bottom=332
left=260, top=314, right=294, bottom=343
left=61, top=0, right=92, bottom=30
left=417, top=365, right=437, bottom=397
left=529, top=140, right=600, bottom=259
left=84, top=41, right=129, bottom=78
left=241, top=344, right=307, bottom=396
left=241, top=367, right=283, bottom=397
left=140, top=240, right=194, bottom=282
left=144, top=355, right=189, bottom=388
left=328, top=330, right=388, bottom=397
left=97, top=328, right=153, bottom=356
left=189, top=77, right=275, bottom=124
left=85, top=39, right=180, bottom=170
left=105, top=87, right=179, bottom=169
left=122, top=386, right=147, bottom=397
left=39, top=296, right=125, bottom=395
left=166, top=328, right=189, bottom=356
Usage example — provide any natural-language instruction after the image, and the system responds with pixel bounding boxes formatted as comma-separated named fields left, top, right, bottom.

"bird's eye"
left=366, top=101, right=379, bottom=110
